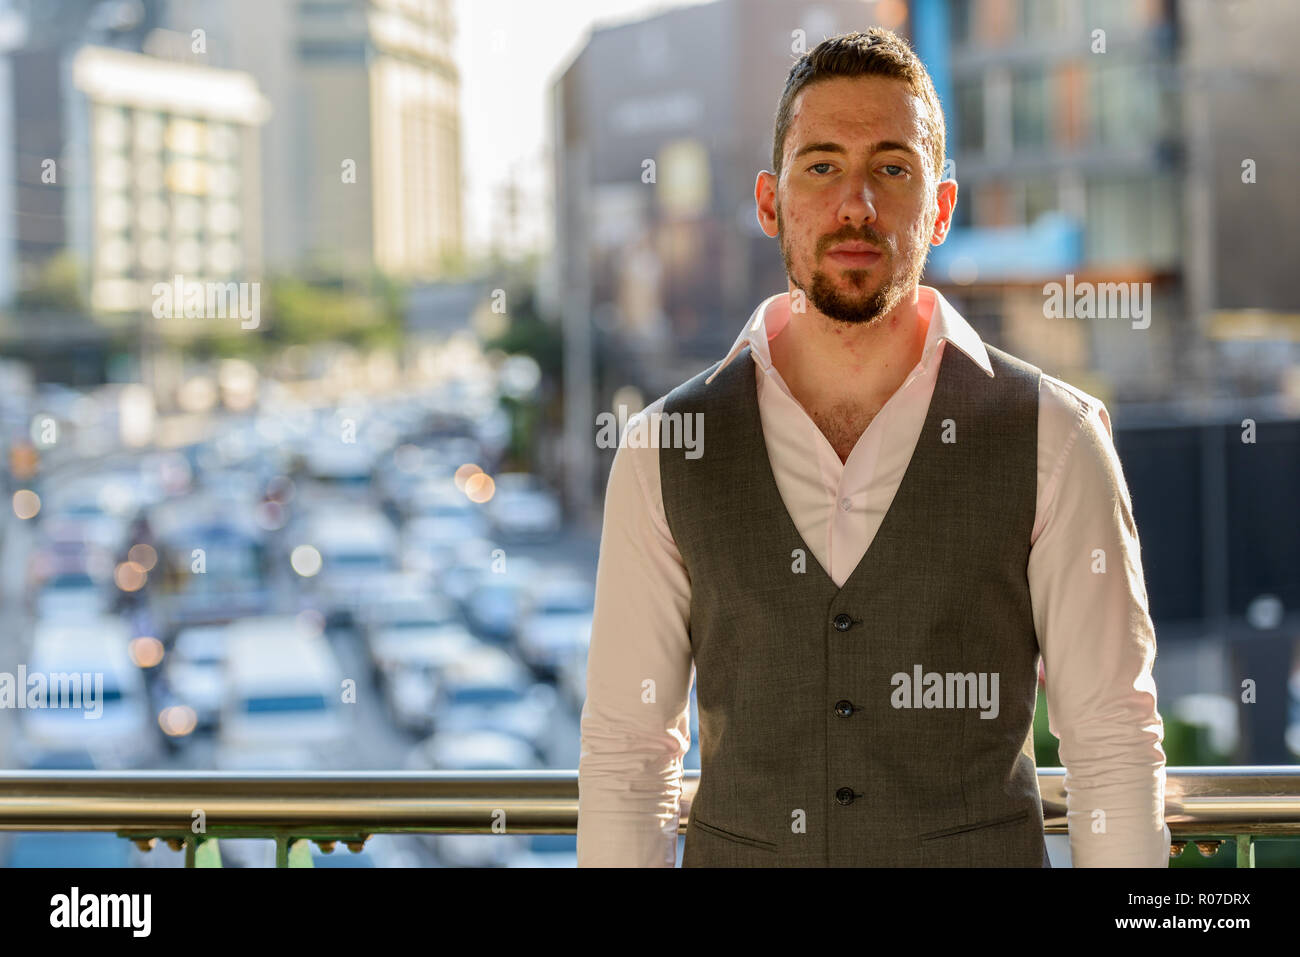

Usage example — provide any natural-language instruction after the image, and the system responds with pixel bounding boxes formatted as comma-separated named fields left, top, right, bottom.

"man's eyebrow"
left=791, top=139, right=922, bottom=161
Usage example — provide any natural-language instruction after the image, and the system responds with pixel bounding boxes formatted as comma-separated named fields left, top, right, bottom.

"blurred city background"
left=0, top=0, right=1296, bottom=867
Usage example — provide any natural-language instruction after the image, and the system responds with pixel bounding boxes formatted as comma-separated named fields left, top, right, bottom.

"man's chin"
left=816, top=299, right=886, bottom=325
left=807, top=276, right=891, bottom=324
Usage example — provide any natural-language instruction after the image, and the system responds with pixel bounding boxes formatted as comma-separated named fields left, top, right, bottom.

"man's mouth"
left=826, top=244, right=882, bottom=268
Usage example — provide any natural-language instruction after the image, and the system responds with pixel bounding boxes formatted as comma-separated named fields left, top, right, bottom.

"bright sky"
left=453, top=0, right=711, bottom=262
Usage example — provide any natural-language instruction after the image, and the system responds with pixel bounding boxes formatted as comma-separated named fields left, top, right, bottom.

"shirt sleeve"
left=577, top=408, right=694, bottom=867
left=1028, top=391, right=1172, bottom=867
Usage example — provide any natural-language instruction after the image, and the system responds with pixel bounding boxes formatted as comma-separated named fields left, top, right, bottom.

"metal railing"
left=0, top=766, right=1296, bottom=867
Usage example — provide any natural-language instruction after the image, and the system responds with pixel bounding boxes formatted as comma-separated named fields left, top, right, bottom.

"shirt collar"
left=704, top=284, right=994, bottom=385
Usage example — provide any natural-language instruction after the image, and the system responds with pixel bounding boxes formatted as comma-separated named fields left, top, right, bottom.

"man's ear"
left=930, top=179, right=957, bottom=245
left=755, top=170, right=779, bottom=238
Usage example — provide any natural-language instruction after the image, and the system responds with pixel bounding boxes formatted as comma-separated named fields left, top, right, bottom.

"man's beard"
left=777, top=204, right=930, bottom=325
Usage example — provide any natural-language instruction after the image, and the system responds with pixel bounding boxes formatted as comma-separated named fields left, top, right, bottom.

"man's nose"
left=837, top=176, right=877, bottom=226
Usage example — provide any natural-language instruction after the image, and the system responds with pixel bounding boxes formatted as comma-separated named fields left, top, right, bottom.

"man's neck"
left=771, top=285, right=931, bottom=415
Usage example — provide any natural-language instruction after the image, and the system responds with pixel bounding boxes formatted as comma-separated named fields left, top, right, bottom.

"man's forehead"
left=787, top=76, right=927, bottom=151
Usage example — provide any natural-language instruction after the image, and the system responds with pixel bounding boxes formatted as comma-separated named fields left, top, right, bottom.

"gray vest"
left=660, top=340, right=1049, bottom=866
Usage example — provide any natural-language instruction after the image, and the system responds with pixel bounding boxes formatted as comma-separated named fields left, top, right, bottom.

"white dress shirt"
left=577, top=284, right=1171, bottom=867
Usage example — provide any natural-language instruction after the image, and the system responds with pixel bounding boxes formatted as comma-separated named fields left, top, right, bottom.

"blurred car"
left=293, top=506, right=399, bottom=626
left=299, top=437, right=379, bottom=487
left=504, top=833, right=578, bottom=868
left=25, top=529, right=115, bottom=623
left=359, top=591, right=478, bottom=733
left=515, top=577, right=594, bottom=680
left=159, top=624, right=228, bottom=731
left=406, top=728, right=543, bottom=773
left=483, top=473, right=562, bottom=542
left=212, top=745, right=320, bottom=772
left=401, top=489, right=490, bottom=555
left=382, top=667, right=439, bottom=735
left=16, top=616, right=158, bottom=769
left=29, top=565, right=112, bottom=622
left=39, top=475, right=136, bottom=553
left=556, top=644, right=588, bottom=713
left=4, top=832, right=132, bottom=868
left=405, top=729, right=540, bottom=867
left=407, top=478, right=489, bottom=529
left=20, top=746, right=99, bottom=770
left=350, top=570, right=438, bottom=629
left=375, top=444, right=430, bottom=516
left=149, top=495, right=273, bottom=634
left=215, top=616, right=351, bottom=768
left=426, top=436, right=487, bottom=477
left=439, top=538, right=518, bottom=606
left=463, top=576, right=534, bottom=644
left=195, top=465, right=268, bottom=505
left=378, top=437, right=484, bottom=512
left=360, top=592, right=462, bottom=675
left=401, top=517, right=474, bottom=577
left=430, top=647, right=559, bottom=759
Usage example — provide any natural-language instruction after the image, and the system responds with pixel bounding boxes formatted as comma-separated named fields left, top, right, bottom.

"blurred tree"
left=13, top=251, right=84, bottom=312
left=161, top=272, right=406, bottom=361
left=480, top=280, right=564, bottom=476
left=262, top=272, right=405, bottom=350
left=480, top=284, right=562, bottom=383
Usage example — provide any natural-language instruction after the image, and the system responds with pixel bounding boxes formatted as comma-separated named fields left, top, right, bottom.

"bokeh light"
left=114, top=561, right=148, bottom=592
left=127, top=543, right=157, bottom=571
left=129, top=635, right=165, bottom=668
left=453, top=463, right=483, bottom=491
left=11, top=490, right=40, bottom=520
left=464, top=471, right=495, bottom=504
left=291, top=544, right=323, bottom=577
left=158, top=705, right=197, bottom=737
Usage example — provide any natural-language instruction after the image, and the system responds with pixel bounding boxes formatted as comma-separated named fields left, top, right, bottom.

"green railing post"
left=185, top=836, right=222, bottom=868
left=275, top=836, right=314, bottom=867
left=1236, top=834, right=1255, bottom=868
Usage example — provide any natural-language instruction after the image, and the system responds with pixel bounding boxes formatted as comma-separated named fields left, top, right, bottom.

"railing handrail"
left=0, top=766, right=1296, bottom=837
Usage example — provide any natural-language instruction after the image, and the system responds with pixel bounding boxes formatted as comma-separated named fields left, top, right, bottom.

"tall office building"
left=68, top=45, right=269, bottom=315
left=160, top=0, right=463, bottom=278
left=0, top=0, right=166, bottom=309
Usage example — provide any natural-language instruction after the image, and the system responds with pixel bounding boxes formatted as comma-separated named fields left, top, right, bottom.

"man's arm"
left=1028, top=387, right=1171, bottom=867
left=577, top=407, right=694, bottom=866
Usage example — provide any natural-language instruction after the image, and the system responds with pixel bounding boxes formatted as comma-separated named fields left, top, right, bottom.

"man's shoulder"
left=976, top=349, right=1111, bottom=463
left=979, top=339, right=1107, bottom=422
left=605, top=395, right=669, bottom=479
left=607, top=352, right=735, bottom=479
left=659, top=351, right=752, bottom=411
left=1033, top=372, right=1118, bottom=484
left=1038, top=371, right=1108, bottom=426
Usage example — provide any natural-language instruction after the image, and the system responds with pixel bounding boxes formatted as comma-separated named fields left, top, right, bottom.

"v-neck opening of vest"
left=742, top=342, right=963, bottom=597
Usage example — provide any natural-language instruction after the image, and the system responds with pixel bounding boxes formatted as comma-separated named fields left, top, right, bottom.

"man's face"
left=761, top=75, right=951, bottom=325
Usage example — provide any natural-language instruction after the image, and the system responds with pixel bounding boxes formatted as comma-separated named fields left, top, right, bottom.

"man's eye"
left=881, top=164, right=906, bottom=177
left=808, top=162, right=834, bottom=175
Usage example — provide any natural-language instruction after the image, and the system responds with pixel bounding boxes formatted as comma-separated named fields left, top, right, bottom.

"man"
left=577, top=28, right=1170, bottom=867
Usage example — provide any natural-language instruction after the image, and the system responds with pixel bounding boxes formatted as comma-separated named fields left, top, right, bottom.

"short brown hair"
left=771, top=28, right=946, bottom=186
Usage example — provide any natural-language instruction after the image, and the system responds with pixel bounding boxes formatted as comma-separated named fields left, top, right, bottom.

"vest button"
left=834, top=699, right=854, bottom=717
left=835, top=787, right=855, bottom=805
left=832, top=613, right=853, bottom=631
